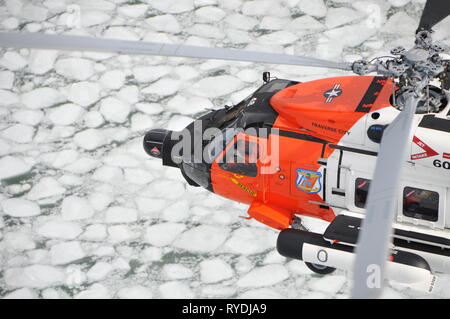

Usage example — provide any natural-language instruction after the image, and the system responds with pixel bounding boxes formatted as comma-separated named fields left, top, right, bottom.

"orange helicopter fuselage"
left=210, top=76, right=395, bottom=230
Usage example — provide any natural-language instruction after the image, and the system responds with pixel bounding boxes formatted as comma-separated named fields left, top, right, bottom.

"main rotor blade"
left=0, top=32, right=352, bottom=70
left=352, top=94, right=420, bottom=299
left=417, top=0, right=450, bottom=32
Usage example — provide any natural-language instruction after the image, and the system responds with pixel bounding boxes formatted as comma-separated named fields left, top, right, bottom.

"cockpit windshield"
left=205, top=126, right=238, bottom=163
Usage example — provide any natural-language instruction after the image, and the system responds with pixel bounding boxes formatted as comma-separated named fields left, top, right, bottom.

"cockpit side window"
left=218, top=136, right=259, bottom=177
left=355, top=178, right=370, bottom=208
left=403, top=186, right=439, bottom=222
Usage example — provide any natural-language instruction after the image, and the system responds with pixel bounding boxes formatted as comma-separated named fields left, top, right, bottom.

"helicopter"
left=0, top=0, right=449, bottom=299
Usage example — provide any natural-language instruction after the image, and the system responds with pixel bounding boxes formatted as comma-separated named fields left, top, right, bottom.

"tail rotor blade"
left=0, top=32, right=352, bottom=70
left=352, top=94, right=420, bottom=299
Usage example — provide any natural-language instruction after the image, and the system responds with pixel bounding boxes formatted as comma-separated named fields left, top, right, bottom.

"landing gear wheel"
left=305, top=262, right=336, bottom=275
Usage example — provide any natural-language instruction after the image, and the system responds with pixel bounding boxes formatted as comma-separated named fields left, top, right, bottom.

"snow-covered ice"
left=0, top=0, right=446, bottom=300
left=67, top=81, right=100, bottom=107
left=237, top=264, right=289, bottom=288
left=0, top=156, right=31, bottom=180
left=61, top=196, right=94, bottom=221
left=99, top=97, right=131, bottom=123
left=1, top=198, right=40, bottom=217
left=22, top=87, right=65, bottom=109
left=4, top=265, right=65, bottom=289
left=200, top=259, right=234, bottom=283
left=55, top=58, right=94, bottom=81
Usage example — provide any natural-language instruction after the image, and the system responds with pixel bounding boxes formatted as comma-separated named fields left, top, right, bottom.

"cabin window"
left=218, top=138, right=259, bottom=177
left=403, top=187, right=439, bottom=222
left=355, top=178, right=370, bottom=208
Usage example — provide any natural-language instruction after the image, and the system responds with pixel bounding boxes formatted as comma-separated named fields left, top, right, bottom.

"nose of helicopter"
left=143, top=127, right=212, bottom=190
left=143, top=129, right=172, bottom=159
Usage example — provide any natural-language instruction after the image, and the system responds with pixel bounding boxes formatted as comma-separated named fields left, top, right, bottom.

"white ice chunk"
left=130, top=113, right=154, bottom=132
left=48, top=103, right=84, bottom=126
left=61, top=195, right=94, bottom=221
left=99, top=70, right=126, bottom=90
left=50, top=241, right=85, bottom=265
left=144, top=180, right=185, bottom=200
left=108, top=225, right=138, bottom=243
left=0, top=89, right=19, bottom=106
left=89, top=192, right=113, bottom=212
left=135, top=103, right=163, bottom=115
left=309, top=275, right=347, bottom=295
left=172, top=225, right=229, bottom=253
left=383, top=12, right=416, bottom=35
left=103, top=153, right=139, bottom=168
left=239, top=288, right=285, bottom=299
left=1, top=124, right=34, bottom=143
left=297, top=0, right=327, bottom=17
left=165, top=115, right=193, bottom=131
left=161, top=200, right=190, bottom=222
left=75, top=283, right=111, bottom=299
left=200, top=259, right=234, bottom=283
left=4, top=265, right=65, bottom=288
left=117, top=286, right=153, bottom=299
left=3, top=287, right=38, bottom=299
left=190, top=75, right=243, bottom=98
left=0, top=52, right=28, bottom=71
left=22, top=4, right=48, bottom=21
left=104, top=206, right=138, bottom=224
left=118, top=4, right=149, bottom=18
left=27, top=177, right=66, bottom=200
left=0, top=71, right=14, bottom=89
left=132, top=65, right=171, bottom=83
left=262, top=250, right=286, bottom=264
left=324, top=23, right=378, bottom=47
left=12, top=110, right=43, bottom=126
left=81, top=10, right=111, bottom=27
left=159, top=281, right=194, bottom=299
left=224, top=227, right=277, bottom=255
left=35, top=218, right=82, bottom=239
left=28, top=50, right=58, bottom=75
left=140, top=247, right=162, bottom=262
left=195, top=6, right=226, bottom=22
left=93, top=166, right=123, bottom=183
left=1, top=198, right=40, bottom=217
left=74, top=129, right=107, bottom=151
left=146, top=15, right=181, bottom=34
left=325, top=8, right=361, bottom=29
left=1, top=17, right=19, bottom=30
left=63, top=157, right=99, bottom=174
left=81, top=224, right=107, bottom=241
left=0, top=156, right=31, bottom=180
left=135, top=197, right=165, bottom=218
left=150, top=0, right=194, bottom=14
left=86, top=262, right=113, bottom=282
left=257, top=31, right=298, bottom=45
left=288, top=15, right=325, bottom=31
left=22, top=88, right=65, bottom=109
left=142, top=78, right=181, bottom=96
left=144, top=222, right=186, bottom=247
left=100, top=97, right=131, bottom=123
left=124, top=168, right=154, bottom=185
left=83, top=111, right=105, bottom=128
left=237, top=264, right=289, bottom=287
left=3, top=231, right=36, bottom=251
left=242, top=1, right=290, bottom=17
left=55, top=58, right=95, bottom=81
left=67, top=82, right=100, bottom=107
left=162, top=264, right=194, bottom=280
left=103, top=26, right=139, bottom=41
left=388, top=0, right=410, bottom=6
left=225, top=14, right=259, bottom=30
